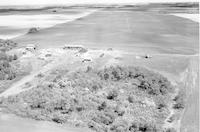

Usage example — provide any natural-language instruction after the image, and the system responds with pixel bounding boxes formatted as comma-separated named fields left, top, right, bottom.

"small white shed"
left=25, top=44, right=37, bottom=51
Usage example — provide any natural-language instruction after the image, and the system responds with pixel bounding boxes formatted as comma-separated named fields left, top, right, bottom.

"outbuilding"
left=25, top=44, right=37, bottom=51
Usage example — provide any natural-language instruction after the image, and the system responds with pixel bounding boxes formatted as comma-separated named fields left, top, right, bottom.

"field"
left=14, top=8, right=198, bottom=55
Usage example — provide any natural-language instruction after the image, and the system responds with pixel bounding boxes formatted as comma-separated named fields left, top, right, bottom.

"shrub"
left=13, top=54, right=18, bottom=60
left=107, top=89, right=118, bottom=100
left=110, top=119, right=128, bottom=132
left=91, top=111, right=115, bottom=126
left=0, top=39, right=17, bottom=51
left=78, top=48, right=88, bottom=53
left=165, top=128, right=176, bottom=132
left=129, top=122, right=159, bottom=132
left=107, top=48, right=113, bottom=51
left=0, top=60, right=16, bottom=80
left=128, top=96, right=134, bottom=103
left=0, top=52, right=10, bottom=61
left=27, top=27, right=39, bottom=34
left=173, top=89, right=186, bottom=109
left=98, top=102, right=107, bottom=111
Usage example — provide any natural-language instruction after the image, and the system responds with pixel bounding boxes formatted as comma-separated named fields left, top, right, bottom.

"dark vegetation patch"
left=98, top=66, right=174, bottom=95
left=0, top=55, right=16, bottom=80
left=0, top=39, right=17, bottom=51
left=0, top=39, right=29, bottom=93
left=27, top=27, right=39, bottom=34
left=173, top=88, right=186, bottom=110
left=0, top=66, right=176, bottom=132
left=0, top=39, right=18, bottom=80
left=105, top=2, right=198, bottom=14
left=165, top=127, right=177, bottom=132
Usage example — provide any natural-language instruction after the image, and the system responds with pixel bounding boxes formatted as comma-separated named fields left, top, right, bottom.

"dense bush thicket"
left=173, top=89, right=186, bottom=109
left=98, top=66, right=174, bottom=95
left=0, top=39, right=17, bottom=51
left=0, top=40, right=18, bottom=80
left=0, top=66, right=175, bottom=132
left=0, top=59, right=16, bottom=80
left=165, top=128, right=177, bottom=132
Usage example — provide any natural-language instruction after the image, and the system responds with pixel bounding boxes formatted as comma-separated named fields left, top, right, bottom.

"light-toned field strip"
left=171, top=13, right=199, bottom=23
left=0, top=9, right=98, bottom=39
